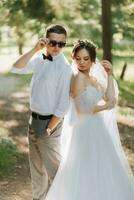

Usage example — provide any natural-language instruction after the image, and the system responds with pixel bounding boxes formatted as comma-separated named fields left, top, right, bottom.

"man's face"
left=46, top=33, right=66, bottom=56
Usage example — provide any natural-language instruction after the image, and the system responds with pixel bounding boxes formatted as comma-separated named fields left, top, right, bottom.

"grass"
left=118, top=80, right=134, bottom=108
left=0, top=135, right=18, bottom=177
left=112, top=51, right=134, bottom=109
left=113, top=55, right=134, bottom=81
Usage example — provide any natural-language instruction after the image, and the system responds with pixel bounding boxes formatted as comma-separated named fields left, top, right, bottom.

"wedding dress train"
left=45, top=84, right=134, bottom=200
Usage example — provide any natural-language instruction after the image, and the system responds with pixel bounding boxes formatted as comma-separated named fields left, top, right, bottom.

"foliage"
left=0, top=0, right=134, bottom=53
left=0, top=0, right=56, bottom=53
left=112, top=0, right=134, bottom=41
left=0, top=136, right=18, bottom=177
left=26, top=0, right=55, bottom=22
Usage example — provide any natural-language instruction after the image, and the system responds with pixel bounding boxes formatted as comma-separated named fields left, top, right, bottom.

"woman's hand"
left=101, top=60, right=113, bottom=76
left=34, top=38, right=49, bottom=52
left=93, top=98, right=116, bottom=113
left=105, top=98, right=116, bottom=110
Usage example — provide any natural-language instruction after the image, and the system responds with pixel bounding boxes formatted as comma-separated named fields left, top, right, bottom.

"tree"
left=112, top=0, right=134, bottom=46
left=26, top=0, right=55, bottom=23
left=101, top=0, right=112, bottom=62
left=75, top=0, right=102, bottom=44
left=2, top=0, right=56, bottom=54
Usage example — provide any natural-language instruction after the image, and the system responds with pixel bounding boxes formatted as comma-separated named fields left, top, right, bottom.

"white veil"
left=90, top=59, right=122, bottom=146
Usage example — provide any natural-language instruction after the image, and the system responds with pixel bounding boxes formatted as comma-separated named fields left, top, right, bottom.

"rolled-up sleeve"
left=54, top=67, right=72, bottom=118
left=11, top=56, right=39, bottom=74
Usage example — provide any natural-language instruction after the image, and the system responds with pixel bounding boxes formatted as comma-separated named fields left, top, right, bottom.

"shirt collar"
left=52, top=52, right=63, bottom=61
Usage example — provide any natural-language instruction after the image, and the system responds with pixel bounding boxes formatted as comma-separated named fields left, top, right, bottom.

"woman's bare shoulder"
left=71, top=72, right=84, bottom=84
left=70, top=72, right=85, bottom=97
left=89, top=76, right=99, bottom=86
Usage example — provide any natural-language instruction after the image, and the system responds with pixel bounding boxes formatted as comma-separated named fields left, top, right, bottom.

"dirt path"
left=0, top=74, right=134, bottom=200
left=0, top=74, right=32, bottom=200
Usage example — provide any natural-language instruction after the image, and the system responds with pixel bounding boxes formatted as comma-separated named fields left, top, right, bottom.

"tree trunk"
left=18, top=42, right=23, bottom=55
left=101, top=0, right=112, bottom=62
left=16, top=26, right=24, bottom=55
left=120, top=62, right=127, bottom=80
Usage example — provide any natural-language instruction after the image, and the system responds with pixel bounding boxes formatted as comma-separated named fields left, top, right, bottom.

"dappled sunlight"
left=125, top=67, right=134, bottom=81
left=0, top=75, right=30, bottom=143
left=0, top=75, right=19, bottom=97
left=0, top=127, right=9, bottom=136
left=0, top=99, right=6, bottom=106
left=0, top=47, right=31, bottom=74
left=116, top=105, right=134, bottom=156
left=13, top=136, right=29, bottom=153
left=113, top=50, right=134, bottom=57
left=11, top=89, right=29, bottom=99
left=118, top=80, right=134, bottom=108
left=1, top=119, right=19, bottom=128
left=118, top=118, right=134, bottom=152
left=117, top=115, right=134, bottom=127
left=114, top=64, right=134, bottom=81
left=117, top=106, right=134, bottom=127
left=12, top=103, right=28, bottom=112
left=123, top=147, right=134, bottom=172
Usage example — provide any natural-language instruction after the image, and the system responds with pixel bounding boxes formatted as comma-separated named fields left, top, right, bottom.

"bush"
left=0, top=136, right=18, bottom=177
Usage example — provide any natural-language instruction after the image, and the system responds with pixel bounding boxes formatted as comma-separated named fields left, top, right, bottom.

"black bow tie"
left=42, top=53, right=53, bottom=61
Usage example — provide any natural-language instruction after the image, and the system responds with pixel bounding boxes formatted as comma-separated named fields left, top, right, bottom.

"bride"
left=45, top=40, right=134, bottom=200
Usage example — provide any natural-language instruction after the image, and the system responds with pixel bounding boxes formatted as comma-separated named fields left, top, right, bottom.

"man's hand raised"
left=34, top=38, right=49, bottom=52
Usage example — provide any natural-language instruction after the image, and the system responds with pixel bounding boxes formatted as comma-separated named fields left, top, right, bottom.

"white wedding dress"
left=45, top=84, right=134, bottom=200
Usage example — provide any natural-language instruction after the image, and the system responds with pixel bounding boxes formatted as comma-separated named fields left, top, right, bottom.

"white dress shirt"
left=11, top=52, right=72, bottom=118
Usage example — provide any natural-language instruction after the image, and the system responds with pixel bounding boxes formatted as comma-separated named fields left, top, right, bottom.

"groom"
left=11, top=24, right=72, bottom=200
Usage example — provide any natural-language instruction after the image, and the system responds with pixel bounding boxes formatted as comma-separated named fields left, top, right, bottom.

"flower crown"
left=73, top=40, right=97, bottom=49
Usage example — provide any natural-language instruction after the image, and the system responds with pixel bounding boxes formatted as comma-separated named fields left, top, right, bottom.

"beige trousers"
left=28, top=120, right=62, bottom=200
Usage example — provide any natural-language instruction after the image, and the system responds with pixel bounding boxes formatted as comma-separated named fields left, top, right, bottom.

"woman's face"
left=74, top=48, right=93, bottom=72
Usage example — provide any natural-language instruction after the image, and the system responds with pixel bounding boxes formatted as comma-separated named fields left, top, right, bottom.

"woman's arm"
left=93, top=60, right=116, bottom=113
left=101, top=60, right=116, bottom=102
left=105, top=75, right=115, bottom=101
left=70, top=73, right=85, bottom=98
left=93, top=99, right=116, bottom=113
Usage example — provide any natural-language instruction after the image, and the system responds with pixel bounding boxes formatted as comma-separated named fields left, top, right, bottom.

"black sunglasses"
left=49, top=40, right=66, bottom=48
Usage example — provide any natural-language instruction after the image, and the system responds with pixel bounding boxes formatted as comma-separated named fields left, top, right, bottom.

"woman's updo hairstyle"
left=72, top=40, right=97, bottom=62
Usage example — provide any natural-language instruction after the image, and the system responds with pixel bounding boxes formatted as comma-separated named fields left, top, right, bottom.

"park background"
left=0, top=0, right=134, bottom=199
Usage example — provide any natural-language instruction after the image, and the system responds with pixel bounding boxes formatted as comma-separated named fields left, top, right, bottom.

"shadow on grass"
left=118, top=122, right=134, bottom=152
left=118, top=80, right=134, bottom=109
left=0, top=73, right=31, bottom=177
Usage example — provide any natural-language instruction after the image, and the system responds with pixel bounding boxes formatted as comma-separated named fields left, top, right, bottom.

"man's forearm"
left=13, top=38, right=47, bottom=69
left=47, top=115, right=62, bottom=130
left=13, top=48, right=36, bottom=69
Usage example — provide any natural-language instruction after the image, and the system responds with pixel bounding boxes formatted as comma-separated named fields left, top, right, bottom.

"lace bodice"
left=73, top=85, right=102, bottom=114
